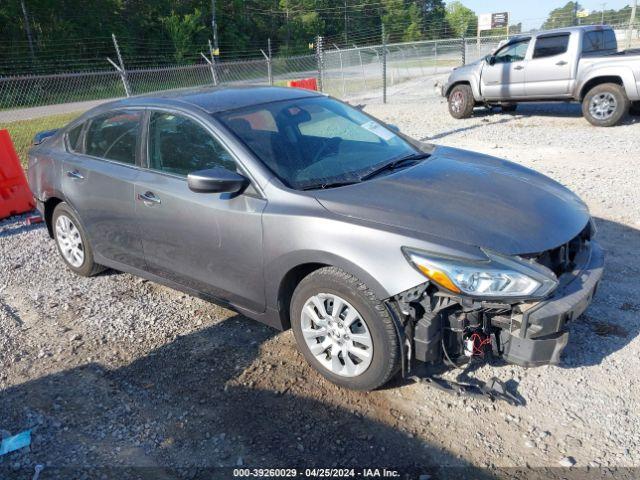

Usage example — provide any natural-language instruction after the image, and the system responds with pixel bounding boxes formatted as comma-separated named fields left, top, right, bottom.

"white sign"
left=479, top=13, right=492, bottom=31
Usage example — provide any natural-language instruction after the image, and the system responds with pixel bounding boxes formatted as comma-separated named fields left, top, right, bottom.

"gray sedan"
left=27, top=86, right=603, bottom=390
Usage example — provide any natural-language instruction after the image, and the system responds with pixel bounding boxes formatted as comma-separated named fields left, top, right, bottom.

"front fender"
left=444, top=63, right=484, bottom=101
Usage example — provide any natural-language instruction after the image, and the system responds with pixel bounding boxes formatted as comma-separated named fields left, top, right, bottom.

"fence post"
left=354, top=44, right=367, bottom=90
left=316, top=35, right=324, bottom=92
left=333, top=44, right=346, bottom=98
left=209, top=40, right=219, bottom=86
left=434, top=40, right=438, bottom=74
left=382, top=24, right=387, bottom=104
left=110, top=34, right=131, bottom=96
left=267, top=38, right=273, bottom=85
left=461, top=37, right=467, bottom=66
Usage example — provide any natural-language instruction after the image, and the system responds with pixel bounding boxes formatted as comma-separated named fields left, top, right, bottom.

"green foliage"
left=162, top=9, right=206, bottom=63
left=445, top=1, right=477, bottom=38
left=542, top=2, right=581, bottom=29
left=0, top=0, right=486, bottom=75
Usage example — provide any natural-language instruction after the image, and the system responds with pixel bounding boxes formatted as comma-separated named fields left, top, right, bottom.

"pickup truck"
left=442, top=25, right=640, bottom=127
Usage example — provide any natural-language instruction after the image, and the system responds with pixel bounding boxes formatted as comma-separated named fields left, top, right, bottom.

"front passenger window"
left=494, top=40, right=530, bottom=64
left=148, top=112, right=236, bottom=176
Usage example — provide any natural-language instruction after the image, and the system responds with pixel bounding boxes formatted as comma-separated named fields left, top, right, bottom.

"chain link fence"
left=2, top=23, right=639, bottom=165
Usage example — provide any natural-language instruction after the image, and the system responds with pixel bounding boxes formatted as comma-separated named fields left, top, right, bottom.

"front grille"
left=524, top=223, right=592, bottom=277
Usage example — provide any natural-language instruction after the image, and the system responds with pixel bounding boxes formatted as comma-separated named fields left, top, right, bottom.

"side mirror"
left=386, top=124, right=400, bottom=133
left=488, top=56, right=496, bottom=66
left=187, top=167, right=248, bottom=194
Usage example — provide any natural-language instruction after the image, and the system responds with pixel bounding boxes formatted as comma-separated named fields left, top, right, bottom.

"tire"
left=290, top=267, right=401, bottom=391
left=501, top=103, right=518, bottom=113
left=630, top=102, right=640, bottom=116
left=582, top=83, right=630, bottom=127
left=52, top=202, right=104, bottom=277
left=448, top=84, right=475, bottom=119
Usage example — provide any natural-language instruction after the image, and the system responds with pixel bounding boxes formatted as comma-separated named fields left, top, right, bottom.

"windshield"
left=217, top=96, right=418, bottom=189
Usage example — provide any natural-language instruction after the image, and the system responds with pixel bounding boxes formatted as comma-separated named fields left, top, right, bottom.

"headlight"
left=402, top=247, right=558, bottom=299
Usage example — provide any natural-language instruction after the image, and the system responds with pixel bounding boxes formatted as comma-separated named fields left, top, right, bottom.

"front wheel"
left=582, top=83, right=630, bottom=127
left=447, top=84, right=475, bottom=119
left=290, top=267, right=401, bottom=391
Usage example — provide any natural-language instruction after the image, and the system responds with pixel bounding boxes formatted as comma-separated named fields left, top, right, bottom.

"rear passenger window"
left=533, top=34, right=570, bottom=59
left=147, top=112, right=235, bottom=176
left=583, top=30, right=618, bottom=53
left=85, top=111, right=142, bottom=165
left=66, top=124, right=83, bottom=152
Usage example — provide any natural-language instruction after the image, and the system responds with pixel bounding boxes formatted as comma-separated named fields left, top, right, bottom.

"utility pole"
left=344, top=0, right=348, bottom=44
left=600, top=3, right=606, bottom=24
left=382, top=24, right=387, bottom=104
left=573, top=1, right=579, bottom=26
left=20, top=0, right=36, bottom=65
left=211, top=0, right=219, bottom=56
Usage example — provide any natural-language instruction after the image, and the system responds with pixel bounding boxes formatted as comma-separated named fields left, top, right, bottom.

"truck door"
left=525, top=33, right=572, bottom=97
left=481, top=38, right=530, bottom=100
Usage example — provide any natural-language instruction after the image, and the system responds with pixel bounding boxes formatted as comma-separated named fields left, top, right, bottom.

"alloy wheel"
left=300, top=293, right=373, bottom=377
left=450, top=90, right=464, bottom=113
left=589, top=92, right=618, bottom=120
left=55, top=214, right=85, bottom=268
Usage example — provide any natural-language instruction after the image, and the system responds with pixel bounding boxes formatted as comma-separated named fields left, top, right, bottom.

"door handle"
left=66, top=170, right=84, bottom=180
left=137, top=191, right=161, bottom=206
left=556, top=60, right=568, bottom=66
left=513, top=65, right=524, bottom=70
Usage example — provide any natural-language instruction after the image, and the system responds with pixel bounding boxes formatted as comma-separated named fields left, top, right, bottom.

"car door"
left=61, top=109, right=146, bottom=270
left=134, top=109, right=267, bottom=312
left=481, top=38, right=531, bottom=100
left=525, top=33, right=573, bottom=97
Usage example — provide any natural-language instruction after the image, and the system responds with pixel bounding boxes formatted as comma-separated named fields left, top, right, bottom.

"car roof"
left=101, top=85, right=324, bottom=114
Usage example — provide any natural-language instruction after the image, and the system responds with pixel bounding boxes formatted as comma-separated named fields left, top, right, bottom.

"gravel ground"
left=1, top=79, right=639, bottom=478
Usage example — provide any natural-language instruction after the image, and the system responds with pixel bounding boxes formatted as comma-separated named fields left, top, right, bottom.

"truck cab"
left=443, top=25, right=640, bottom=126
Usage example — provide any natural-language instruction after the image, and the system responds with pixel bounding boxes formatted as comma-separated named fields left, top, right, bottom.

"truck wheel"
left=582, top=83, right=630, bottom=127
left=290, top=267, right=401, bottom=391
left=630, top=102, right=640, bottom=116
left=52, top=202, right=104, bottom=277
left=501, top=103, right=518, bottom=113
left=448, top=84, right=475, bottom=119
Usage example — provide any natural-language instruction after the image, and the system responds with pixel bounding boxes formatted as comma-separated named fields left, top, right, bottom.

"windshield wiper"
left=300, top=180, right=361, bottom=191
left=360, top=152, right=430, bottom=181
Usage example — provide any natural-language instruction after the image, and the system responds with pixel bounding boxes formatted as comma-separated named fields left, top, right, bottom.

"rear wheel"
left=290, top=267, right=401, bottom=391
left=582, top=83, right=630, bottom=127
left=52, top=202, right=104, bottom=277
left=448, top=84, right=475, bottom=119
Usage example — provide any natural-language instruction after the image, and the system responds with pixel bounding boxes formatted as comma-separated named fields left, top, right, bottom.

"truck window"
left=582, top=30, right=618, bottom=53
left=533, top=34, right=570, bottom=59
left=494, top=39, right=530, bottom=64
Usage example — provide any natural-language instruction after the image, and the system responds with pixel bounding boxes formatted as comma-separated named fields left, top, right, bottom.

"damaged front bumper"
left=499, top=241, right=604, bottom=367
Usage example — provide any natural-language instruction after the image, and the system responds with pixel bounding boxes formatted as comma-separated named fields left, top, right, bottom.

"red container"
left=0, top=129, right=35, bottom=220
left=287, top=77, right=318, bottom=91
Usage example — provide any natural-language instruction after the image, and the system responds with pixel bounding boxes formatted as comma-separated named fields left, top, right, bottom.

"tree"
left=445, top=1, right=477, bottom=38
left=542, top=2, right=580, bottom=29
left=418, top=0, right=447, bottom=39
left=161, top=9, right=206, bottom=63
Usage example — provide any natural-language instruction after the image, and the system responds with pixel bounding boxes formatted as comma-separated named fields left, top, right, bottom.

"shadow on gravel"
left=561, top=217, right=640, bottom=369
left=0, top=220, right=44, bottom=239
left=0, top=316, right=495, bottom=479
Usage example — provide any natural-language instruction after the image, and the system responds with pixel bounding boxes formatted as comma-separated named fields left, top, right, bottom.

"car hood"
left=313, top=146, right=590, bottom=255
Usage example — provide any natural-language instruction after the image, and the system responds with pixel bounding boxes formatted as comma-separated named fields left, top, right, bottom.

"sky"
left=458, top=0, right=633, bottom=30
